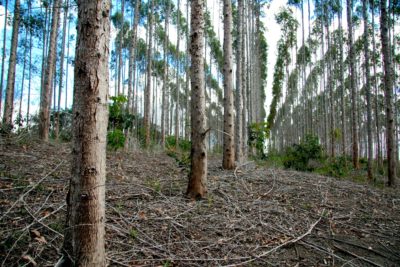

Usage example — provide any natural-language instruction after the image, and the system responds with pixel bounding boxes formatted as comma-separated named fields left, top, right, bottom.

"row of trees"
left=266, top=0, right=399, bottom=186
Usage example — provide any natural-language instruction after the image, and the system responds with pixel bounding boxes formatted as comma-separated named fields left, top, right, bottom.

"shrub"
left=107, top=129, right=125, bottom=150
left=283, top=134, right=323, bottom=171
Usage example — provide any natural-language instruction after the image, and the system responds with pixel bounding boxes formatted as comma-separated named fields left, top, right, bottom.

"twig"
left=0, top=160, right=65, bottom=221
left=223, top=209, right=325, bottom=267
left=334, top=244, right=383, bottom=267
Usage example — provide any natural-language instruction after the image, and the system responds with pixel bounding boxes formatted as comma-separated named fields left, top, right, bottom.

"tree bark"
left=161, top=0, right=170, bottom=148
left=380, top=0, right=396, bottom=186
left=187, top=0, right=207, bottom=199
left=235, top=0, right=243, bottom=163
left=222, top=0, right=235, bottom=169
left=2, top=0, right=20, bottom=130
left=363, top=0, right=373, bottom=181
left=59, top=0, right=110, bottom=265
left=0, top=0, right=8, bottom=118
left=39, top=0, right=61, bottom=140
left=55, top=0, right=69, bottom=139
left=346, top=0, right=359, bottom=169
left=128, top=0, right=141, bottom=113
left=144, top=0, right=154, bottom=148
left=175, top=0, right=181, bottom=148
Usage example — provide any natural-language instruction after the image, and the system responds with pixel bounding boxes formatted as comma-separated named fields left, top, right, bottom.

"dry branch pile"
left=0, top=137, right=399, bottom=266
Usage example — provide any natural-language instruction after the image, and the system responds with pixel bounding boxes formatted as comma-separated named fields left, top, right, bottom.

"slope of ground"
left=0, top=136, right=399, bottom=266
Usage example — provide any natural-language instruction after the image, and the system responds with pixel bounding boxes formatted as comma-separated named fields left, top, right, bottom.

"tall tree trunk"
left=117, top=0, right=125, bottom=95
left=187, top=0, right=207, bottom=199
left=363, top=0, right=373, bottom=181
left=39, top=0, right=61, bottom=140
left=338, top=6, right=346, bottom=157
left=2, top=0, right=20, bottom=130
left=58, top=1, right=110, bottom=266
left=175, top=0, right=181, bottom=148
left=346, top=0, right=359, bottom=169
left=222, top=0, right=235, bottom=169
left=18, top=27, right=28, bottom=126
left=242, top=0, right=248, bottom=160
left=55, top=0, right=69, bottom=139
left=161, top=0, right=170, bottom=148
left=235, top=0, right=243, bottom=163
left=0, top=0, right=8, bottom=118
left=144, top=0, right=154, bottom=148
left=128, top=0, right=141, bottom=113
left=371, top=0, right=382, bottom=170
left=26, top=0, right=33, bottom=125
left=380, top=0, right=396, bottom=186
left=185, top=0, right=190, bottom=141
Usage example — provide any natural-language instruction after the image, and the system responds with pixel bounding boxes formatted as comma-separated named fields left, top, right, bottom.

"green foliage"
left=315, top=156, right=351, bottom=177
left=107, top=95, right=134, bottom=150
left=107, top=129, right=125, bottom=150
left=249, top=122, right=268, bottom=158
left=165, top=136, right=191, bottom=152
left=283, top=135, right=323, bottom=171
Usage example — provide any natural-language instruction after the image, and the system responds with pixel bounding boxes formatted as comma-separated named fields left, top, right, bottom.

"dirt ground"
left=0, top=136, right=399, bottom=266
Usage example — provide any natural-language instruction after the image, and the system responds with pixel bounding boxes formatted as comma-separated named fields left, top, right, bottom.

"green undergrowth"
left=263, top=135, right=393, bottom=187
left=165, top=136, right=191, bottom=169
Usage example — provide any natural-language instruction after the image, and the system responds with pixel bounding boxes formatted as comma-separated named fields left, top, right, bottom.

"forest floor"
left=0, top=135, right=400, bottom=267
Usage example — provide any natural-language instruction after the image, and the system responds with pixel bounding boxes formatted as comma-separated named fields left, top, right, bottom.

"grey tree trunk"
left=187, top=0, right=207, bottom=199
left=161, top=0, right=170, bottom=148
left=0, top=0, right=8, bottom=118
left=346, top=0, right=359, bottom=169
left=39, top=0, right=61, bottom=140
left=144, top=0, right=154, bottom=148
left=235, top=0, right=243, bottom=163
left=222, top=0, right=235, bottom=169
left=363, top=0, right=373, bottom=181
left=338, top=6, right=346, bottom=157
left=380, top=0, right=396, bottom=186
left=175, top=0, right=181, bottom=148
left=55, top=0, right=69, bottom=139
left=128, top=0, right=141, bottom=113
left=2, top=0, right=20, bottom=130
left=59, top=0, right=110, bottom=265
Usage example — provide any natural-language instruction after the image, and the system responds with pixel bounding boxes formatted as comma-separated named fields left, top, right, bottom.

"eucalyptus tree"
left=128, top=0, right=141, bottom=114
left=39, top=0, right=61, bottom=141
left=175, top=0, right=181, bottom=147
left=144, top=0, right=154, bottom=148
left=161, top=0, right=171, bottom=147
left=266, top=7, right=298, bottom=138
left=55, top=0, right=70, bottom=139
left=0, top=0, right=8, bottom=117
left=380, top=0, right=396, bottom=186
left=222, top=0, right=235, bottom=169
left=346, top=0, right=359, bottom=169
left=187, top=0, right=207, bottom=199
left=58, top=0, right=111, bottom=265
left=2, top=0, right=20, bottom=130
left=362, top=0, right=373, bottom=181
left=235, top=0, right=244, bottom=163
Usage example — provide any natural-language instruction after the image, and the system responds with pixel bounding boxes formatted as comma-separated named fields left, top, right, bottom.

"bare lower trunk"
left=39, top=0, right=61, bottom=140
left=2, top=0, right=20, bottom=130
left=59, top=1, right=110, bottom=266
left=235, top=0, right=243, bottom=163
left=222, top=0, right=235, bottom=169
left=380, top=0, right=396, bottom=186
left=187, top=0, right=207, bottom=199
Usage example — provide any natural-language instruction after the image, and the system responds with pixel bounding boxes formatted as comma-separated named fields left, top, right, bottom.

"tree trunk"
left=161, top=0, right=170, bottom=148
left=235, top=0, right=243, bottom=163
left=363, top=0, right=373, bottom=181
left=380, top=0, right=396, bottom=186
left=144, top=0, right=154, bottom=148
left=58, top=1, right=110, bottom=266
left=338, top=6, right=346, bottom=157
left=187, top=0, right=207, bottom=199
left=55, top=0, right=69, bottom=139
left=128, top=0, right=141, bottom=114
left=175, top=0, right=181, bottom=148
left=117, top=0, right=125, bottom=96
left=222, top=0, right=235, bottom=169
left=346, top=0, right=359, bottom=169
left=0, top=0, right=8, bottom=118
left=39, top=0, right=61, bottom=140
left=2, top=0, right=20, bottom=130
